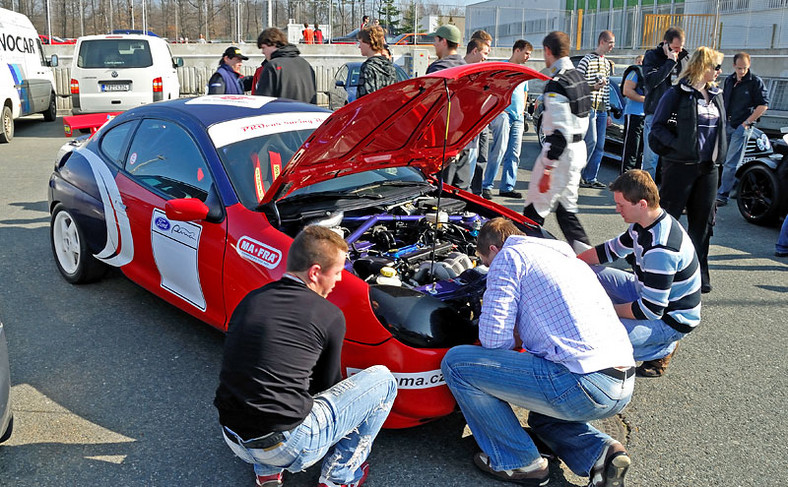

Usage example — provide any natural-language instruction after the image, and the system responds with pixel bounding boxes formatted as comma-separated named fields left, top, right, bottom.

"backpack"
left=619, top=64, right=644, bottom=96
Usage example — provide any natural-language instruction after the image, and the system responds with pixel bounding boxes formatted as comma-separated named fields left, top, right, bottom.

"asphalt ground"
left=0, top=115, right=786, bottom=486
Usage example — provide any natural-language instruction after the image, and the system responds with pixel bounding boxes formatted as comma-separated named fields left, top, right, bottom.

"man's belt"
left=599, top=367, right=635, bottom=380
left=224, top=427, right=286, bottom=451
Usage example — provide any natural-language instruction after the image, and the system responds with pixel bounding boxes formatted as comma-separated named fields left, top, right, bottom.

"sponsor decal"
left=154, top=216, right=170, bottom=231
left=346, top=367, right=446, bottom=390
left=209, top=112, right=330, bottom=149
left=172, top=224, right=196, bottom=241
left=129, top=152, right=137, bottom=165
left=0, top=34, right=36, bottom=54
left=236, top=236, right=282, bottom=269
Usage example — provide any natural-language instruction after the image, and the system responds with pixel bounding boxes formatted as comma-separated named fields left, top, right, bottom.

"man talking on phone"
left=641, top=27, right=689, bottom=181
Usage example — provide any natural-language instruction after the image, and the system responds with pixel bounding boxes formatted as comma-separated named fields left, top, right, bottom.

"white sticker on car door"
left=150, top=209, right=206, bottom=311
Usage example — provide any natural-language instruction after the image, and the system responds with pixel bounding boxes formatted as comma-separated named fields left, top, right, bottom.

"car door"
left=115, top=117, right=228, bottom=327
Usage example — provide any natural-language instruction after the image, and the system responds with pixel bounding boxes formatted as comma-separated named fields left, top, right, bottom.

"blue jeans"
left=777, top=217, right=788, bottom=253
left=641, top=114, right=657, bottom=180
left=581, top=109, right=608, bottom=182
left=222, top=366, right=396, bottom=484
left=441, top=345, right=633, bottom=477
left=483, top=113, right=523, bottom=192
left=594, top=266, right=686, bottom=361
left=717, top=124, right=753, bottom=201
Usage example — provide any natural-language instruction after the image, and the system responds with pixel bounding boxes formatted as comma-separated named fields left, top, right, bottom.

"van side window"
left=36, top=38, right=47, bottom=66
left=124, top=119, right=213, bottom=201
left=99, top=121, right=136, bottom=167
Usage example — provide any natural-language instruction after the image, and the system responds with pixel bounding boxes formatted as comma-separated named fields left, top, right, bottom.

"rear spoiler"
left=62, top=112, right=123, bottom=137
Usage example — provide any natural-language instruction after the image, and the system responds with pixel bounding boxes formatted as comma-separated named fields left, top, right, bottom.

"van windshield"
left=77, top=39, right=153, bottom=68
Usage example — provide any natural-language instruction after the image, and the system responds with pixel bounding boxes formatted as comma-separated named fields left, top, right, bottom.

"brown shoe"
left=473, top=452, right=549, bottom=485
left=637, top=344, right=679, bottom=378
left=588, top=442, right=630, bottom=487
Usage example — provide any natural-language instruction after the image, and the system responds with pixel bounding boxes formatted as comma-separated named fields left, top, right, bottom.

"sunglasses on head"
left=713, top=64, right=722, bottom=71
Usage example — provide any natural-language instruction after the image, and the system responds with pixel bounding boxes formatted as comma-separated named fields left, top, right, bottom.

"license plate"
left=101, top=83, right=130, bottom=92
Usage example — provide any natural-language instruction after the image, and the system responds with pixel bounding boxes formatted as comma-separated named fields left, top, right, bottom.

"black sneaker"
left=715, top=198, right=727, bottom=207
left=482, top=189, right=493, bottom=200
left=587, top=180, right=607, bottom=189
left=579, top=179, right=591, bottom=188
left=473, top=452, right=549, bottom=486
left=588, top=442, right=630, bottom=487
left=499, top=190, right=523, bottom=198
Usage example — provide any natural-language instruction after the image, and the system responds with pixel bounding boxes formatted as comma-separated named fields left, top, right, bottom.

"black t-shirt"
left=214, top=277, right=345, bottom=439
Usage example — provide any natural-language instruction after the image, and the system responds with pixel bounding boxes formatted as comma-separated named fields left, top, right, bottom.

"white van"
left=0, top=7, right=59, bottom=143
left=70, top=34, right=182, bottom=115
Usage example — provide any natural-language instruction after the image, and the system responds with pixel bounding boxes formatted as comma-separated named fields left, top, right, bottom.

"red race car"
left=48, top=63, right=550, bottom=428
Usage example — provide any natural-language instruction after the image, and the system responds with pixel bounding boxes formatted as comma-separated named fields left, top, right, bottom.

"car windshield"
left=217, top=129, right=427, bottom=210
left=77, top=39, right=153, bottom=68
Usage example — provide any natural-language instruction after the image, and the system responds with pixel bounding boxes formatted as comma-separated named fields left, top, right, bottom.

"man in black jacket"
left=641, top=27, right=689, bottom=181
left=215, top=226, right=396, bottom=487
left=254, top=28, right=317, bottom=104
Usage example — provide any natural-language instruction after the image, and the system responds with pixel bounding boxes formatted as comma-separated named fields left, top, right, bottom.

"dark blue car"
left=327, top=61, right=409, bottom=110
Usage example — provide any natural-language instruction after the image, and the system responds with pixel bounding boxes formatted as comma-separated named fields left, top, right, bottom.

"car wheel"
left=0, top=105, right=13, bottom=144
left=0, top=416, right=12, bottom=443
left=50, top=204, right=106, bottom=283
left=736, top=164, right=781, bottom=225
left=535, top=116, right=545, bottom=147
left=43, top=93, right=57, bottom=122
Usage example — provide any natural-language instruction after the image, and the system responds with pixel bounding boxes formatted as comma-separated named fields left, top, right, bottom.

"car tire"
left=0, top=105, right=13, bottom=144
left=43, top=93, right=57, bottom=122
left=50, top=204, right=107, bottom=284
left=736, top=164, right=781, bottom=225
left=535, top=116, right=545, bottom=147
left=0, top=415, right=12, bottom=443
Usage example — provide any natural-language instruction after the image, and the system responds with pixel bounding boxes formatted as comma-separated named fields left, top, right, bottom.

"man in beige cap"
left=427, top=24, right=465, bottom=73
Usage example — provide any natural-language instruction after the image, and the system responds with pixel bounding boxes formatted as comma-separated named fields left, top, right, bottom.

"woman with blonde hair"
left=357, top=25, right=397, bottom=97
left=649, top=46, right=727, bottom=299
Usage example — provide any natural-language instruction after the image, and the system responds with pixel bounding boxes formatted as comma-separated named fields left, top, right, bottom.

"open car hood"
left=263, top=62, right=550, bottom=202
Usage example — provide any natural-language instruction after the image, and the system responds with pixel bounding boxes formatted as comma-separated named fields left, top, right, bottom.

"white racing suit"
left=524, top=57, right=591, bottom=249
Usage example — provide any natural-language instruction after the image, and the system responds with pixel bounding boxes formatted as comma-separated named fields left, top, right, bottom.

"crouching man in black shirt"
left=215, top=226, right=397, bottom=487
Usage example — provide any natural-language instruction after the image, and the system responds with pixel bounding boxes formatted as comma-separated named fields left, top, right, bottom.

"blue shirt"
left=480, top=235, right=635, bottom=373
left=623, top=71, right=644, bottom=116
left=504, top=81, right=527, bottom=121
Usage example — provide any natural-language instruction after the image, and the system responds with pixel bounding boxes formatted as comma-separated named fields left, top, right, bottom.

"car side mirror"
left=173, top=57, right=184, bottom=68
left=335, top=80, right=345, bottom=87
left=50, top=54, right=59, bottom=67
left=165, top=198, right=209, bottom=222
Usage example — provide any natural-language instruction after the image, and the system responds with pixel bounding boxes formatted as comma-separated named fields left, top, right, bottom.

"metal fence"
left=466, top=0, right=788, bottom=51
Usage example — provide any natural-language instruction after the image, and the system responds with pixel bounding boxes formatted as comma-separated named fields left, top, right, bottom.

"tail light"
left=152, top=77, right=163, bottom=92
left=70, top=79, right=79, bottom=94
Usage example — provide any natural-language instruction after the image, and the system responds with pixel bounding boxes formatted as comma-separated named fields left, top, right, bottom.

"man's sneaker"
left=256, top=472, right=283, bottom=487
left=637, top=343, right=678, bottom=378
left=473, top=452, right=549, bottom=485
left=587, top=442, right=630, bottom=487
left=715, top=198, right=728, bottom=207
left=482, top=189, right=493, bottom=200
left=499, top=190, right=523, bottom=198
left=317, top=462, right=369, bottom=487
left=587, top=179, right=607, bottom=189
left=579, top=178, right=591, bottom=188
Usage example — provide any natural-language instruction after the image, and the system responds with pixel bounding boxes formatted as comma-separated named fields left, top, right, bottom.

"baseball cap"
left=223, top=46, right=249, bottom=60
left=430, top=24, right=462, bottom=44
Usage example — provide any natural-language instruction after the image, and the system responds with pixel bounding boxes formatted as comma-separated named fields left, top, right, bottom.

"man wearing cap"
left=426, top=24, right=465, bottom=74
left=254, top=27, right=317, bottom=104
left=208, top=46, right=253, bottom=95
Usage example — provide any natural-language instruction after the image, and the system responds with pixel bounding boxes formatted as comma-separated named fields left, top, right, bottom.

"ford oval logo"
left=155, top=217, right=170, bottom=231
left=111, top=71, right=118, bottom=78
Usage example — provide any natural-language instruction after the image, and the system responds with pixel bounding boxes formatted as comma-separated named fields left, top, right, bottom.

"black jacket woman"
left=649, top=46, right=727, bottom=293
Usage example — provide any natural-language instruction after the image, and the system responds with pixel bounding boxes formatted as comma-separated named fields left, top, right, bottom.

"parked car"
left=327, top=61, right=409, bottom=110
left=1, top=321, right=12, bottom=445
left=391, top=33, right=434, bottom=45
left=39, top=34, right=76, bottom=45
left=48, top=63, right=550, bottom=428
left=736, top=127, right=788, bottom=225
left=69, top=34, right=182, bottom=115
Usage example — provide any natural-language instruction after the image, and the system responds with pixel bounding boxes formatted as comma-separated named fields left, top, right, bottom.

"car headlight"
left=756, top=133, right=771, bottom=152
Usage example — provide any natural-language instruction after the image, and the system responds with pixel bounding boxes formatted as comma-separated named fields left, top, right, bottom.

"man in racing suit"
left=523, top=31, right=592, bottom=251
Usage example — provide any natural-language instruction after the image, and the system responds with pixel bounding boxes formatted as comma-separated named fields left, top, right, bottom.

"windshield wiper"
left=279, top=191, right=384, bottom=204
left=351, top=180, right=433, bottom=192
